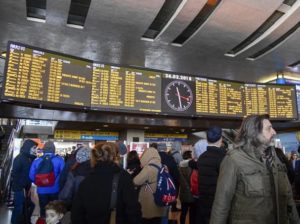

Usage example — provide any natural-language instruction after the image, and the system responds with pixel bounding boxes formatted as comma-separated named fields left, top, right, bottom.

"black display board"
left=1, top=41, right=298, bottom=120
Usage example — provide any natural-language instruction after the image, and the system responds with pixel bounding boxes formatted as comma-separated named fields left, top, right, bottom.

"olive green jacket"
left=210, top=145, right=300, bottom=224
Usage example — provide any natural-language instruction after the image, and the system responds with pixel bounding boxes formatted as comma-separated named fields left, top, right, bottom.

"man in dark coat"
left=11, top=139, right=37, bottom=224
left=197, top=126, right=226, bottom=224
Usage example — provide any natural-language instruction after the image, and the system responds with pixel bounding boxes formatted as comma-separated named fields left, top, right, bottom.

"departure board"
left=2, top=42, right=93, bottom=107
left=244, top=83, right=297, bottom=119
left=195, top=78, right=244, bottom=117
left=1, top=41, right=298, bottom=120
left=91, top=63, right=161, bottom=112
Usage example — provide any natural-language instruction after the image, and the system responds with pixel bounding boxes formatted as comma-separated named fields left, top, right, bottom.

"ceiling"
left=0, top=0, right=300, bottom=83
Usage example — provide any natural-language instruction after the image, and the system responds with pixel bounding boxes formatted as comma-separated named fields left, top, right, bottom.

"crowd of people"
left=9, top=114, right=300, bottom=224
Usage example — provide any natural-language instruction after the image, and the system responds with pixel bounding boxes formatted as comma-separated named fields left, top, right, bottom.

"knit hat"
left=43, top=141, right=56, bottom=153
left=76, top=147, right=91, bottom=163
left=118, top=142, right=127, bottom=156
left=206, top=126, right=222, bottom=143
left=157, top=143, right=167, bottom=152
left=291, top=150, right=297, bottom=155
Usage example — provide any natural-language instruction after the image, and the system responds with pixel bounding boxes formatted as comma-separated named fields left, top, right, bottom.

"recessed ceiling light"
left=103, top=124, right=109, bottom=127
left=95, top=128, right=100, bottom=131
left=144, top=127, right=149, bottom=129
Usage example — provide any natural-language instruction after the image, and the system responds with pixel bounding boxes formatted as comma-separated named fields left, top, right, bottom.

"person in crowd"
left=11, top=139, right=38, bottom=224
left=29, top=141, right=65, bottom=218
left=59, top=147, right=91, bottom=206
left=154, top=143, right=180, bottom=212
left=197, top=126, right=226, bottom=224
left=276, top=148, right=295, bottom=184
left=289, top=151, right=298, bottom=170
left=193, top=139, right=208, bottom=160
left=45, top=200, right=67, bottom=224
left=210, top=114, right=300, bottom=224
left=133, top=147, right=166, bottom=224
left=126, top=150, right=141, bottom=178
left=59, top=145, right=82, bottom=190
left=71, top=142, right=141, bottom=224
left=170, top=141, right=183, bottom=165
left=179, top=150, right=194, bottom=224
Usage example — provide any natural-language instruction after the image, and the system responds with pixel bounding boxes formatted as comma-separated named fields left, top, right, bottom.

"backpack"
left=35, top=155, right=55, bottom=187
left=190, top=169, right=199, bottom=197
left=147, top=163, right=177, bottom=207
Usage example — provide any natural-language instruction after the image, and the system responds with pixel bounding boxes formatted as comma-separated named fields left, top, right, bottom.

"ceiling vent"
left=67, top=0, right=92, bottom=29
left=247, top=21, right=300, bottom=61
left=26, top=0, right=46, bottom=23
left=171, top=0, right=222, bottom=47
left=287, top=59, right=300, bottom=68
left=283, top=0, right=297, bottom=6
left=141, top=0, right=187, bottom=41
left=225, top=1, right=300, bottom=57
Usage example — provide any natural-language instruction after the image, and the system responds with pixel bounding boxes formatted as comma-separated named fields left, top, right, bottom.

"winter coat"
left=210, top=145, right=300, bottom=224
left=71, top=161, right=141, bottom=224
left=59, top=160, right=91, bottom=203
left=29, top=153, right=65, bottom=194
left=197, top=146, right=226, bottom=220
left=11, top=144, right=36, bottom=191
left=179, top=163, right=193, bottom=203
left=133, top=147, right=166, bottom=219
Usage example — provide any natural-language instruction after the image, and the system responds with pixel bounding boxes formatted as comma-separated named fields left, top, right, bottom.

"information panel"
left=195, top=78, right=244, bottom=117
left=3, top=43, right=93, bottom=107
left=244, top=83, right=297, bottom=119
left=91, top=63, right=161, bottom=112
left=1, top=41, right=298, bottom=120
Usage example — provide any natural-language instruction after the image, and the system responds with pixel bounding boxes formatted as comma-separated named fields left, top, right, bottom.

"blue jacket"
left=29, top=153, right=65, bottom=194
left=11, top=144, right=36, bottom=191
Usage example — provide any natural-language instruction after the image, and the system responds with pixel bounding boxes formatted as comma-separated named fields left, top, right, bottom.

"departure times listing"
left=91, top=63, right=161, bottom=112
left=195, top=78, right=244, bottom=117
left=244, top=84, right=297, bottom=119
left=3, top=43, right=93, bottom=107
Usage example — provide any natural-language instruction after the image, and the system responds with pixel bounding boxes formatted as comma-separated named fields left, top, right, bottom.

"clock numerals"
left=164, top=80, right=193, bottom=112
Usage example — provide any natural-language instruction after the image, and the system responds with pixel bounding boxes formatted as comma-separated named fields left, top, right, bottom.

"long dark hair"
left=235, top=114, right=270, bottom=148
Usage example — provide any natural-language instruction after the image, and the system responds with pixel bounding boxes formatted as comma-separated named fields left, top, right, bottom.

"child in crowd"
left=44, top=200, right=66, bottom=224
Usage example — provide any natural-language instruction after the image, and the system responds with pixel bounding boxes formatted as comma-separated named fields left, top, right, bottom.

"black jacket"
left=71, top=161, right=141, bottom=224
left=126, top=158, right=141, bottom=178
left=197, top=146, right=226, bottom=221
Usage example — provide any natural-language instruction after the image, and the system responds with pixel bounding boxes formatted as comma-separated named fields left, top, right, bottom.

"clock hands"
left=176, top=87, right=183, bottom=109
left=175, top=93, right=190, bottom=101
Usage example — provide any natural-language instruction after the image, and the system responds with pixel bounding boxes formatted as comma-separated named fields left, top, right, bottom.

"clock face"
left=164, top=80, right=193, bottom=112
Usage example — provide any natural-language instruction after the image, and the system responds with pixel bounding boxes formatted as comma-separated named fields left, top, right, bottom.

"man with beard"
left=210, top=114, right=299, bottom=224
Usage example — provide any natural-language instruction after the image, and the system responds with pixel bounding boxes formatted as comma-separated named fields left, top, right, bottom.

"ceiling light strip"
left=225, top=0, right=300, bottom=57
left=171, top=0, right=223, bottom=47
left=141, top=0, right=188, bottom=41
left=287, top=60, right=300, bottom=68
left=247, top=21, right=300, bottom=61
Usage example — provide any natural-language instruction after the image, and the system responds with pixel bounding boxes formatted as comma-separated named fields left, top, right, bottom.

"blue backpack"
left=147, top=163, right=177, bottom=207
left=35, top=155, right=55, bottom=187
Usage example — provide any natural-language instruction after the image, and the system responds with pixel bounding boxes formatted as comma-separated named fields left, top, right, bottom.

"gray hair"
left=235, top=114, right=270, bottom=148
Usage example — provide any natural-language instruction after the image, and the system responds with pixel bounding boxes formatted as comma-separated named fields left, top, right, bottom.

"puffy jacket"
left=29, top=153, right=65, bottom=194
left=210, top=145, right=300, bottom=224
left=133, top=147, right=166, bottom=219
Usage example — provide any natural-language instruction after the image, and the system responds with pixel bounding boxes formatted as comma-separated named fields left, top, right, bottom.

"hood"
left=140, top=147, right=161, bottom=167
left=20, top=139, right=37, bottom=156
left=171, top=141, right=181, bottom=153
left=194, top=139, right=208, bottom=159
left=43, top=141, right=56, bottom=153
